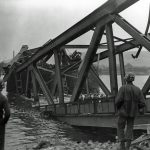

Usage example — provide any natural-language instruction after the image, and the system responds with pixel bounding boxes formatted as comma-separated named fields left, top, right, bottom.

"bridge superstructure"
left=3, top=0, right=150, bottom=128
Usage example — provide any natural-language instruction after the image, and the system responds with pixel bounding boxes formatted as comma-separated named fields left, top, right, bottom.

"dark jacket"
left=115, top=83, right=145, bottom=117
left=0, top=92, right=10, bottom=125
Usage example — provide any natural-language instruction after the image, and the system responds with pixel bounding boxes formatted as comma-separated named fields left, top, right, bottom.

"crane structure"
left=3, top=0, right=150, bottom=128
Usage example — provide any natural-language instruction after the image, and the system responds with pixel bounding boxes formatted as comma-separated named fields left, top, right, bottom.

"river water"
left=3, top=75, right=149, bottom=149
left=5, top=105, right=116, bottom=150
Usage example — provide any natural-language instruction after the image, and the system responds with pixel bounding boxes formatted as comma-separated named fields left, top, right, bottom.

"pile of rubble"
left=33, top=139, right=118, bottom=150
left=32, top=134, right=150, bottom=150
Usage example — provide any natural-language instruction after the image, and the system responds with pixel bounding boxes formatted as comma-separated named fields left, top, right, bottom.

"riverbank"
left=33, top=137, right=150, bottom=150
left=5, top=94, right=150, bottom=150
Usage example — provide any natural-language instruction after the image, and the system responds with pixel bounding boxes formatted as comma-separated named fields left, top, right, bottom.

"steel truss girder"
left=71, top=24, right=105, bottom=102
left=31, top=70, right=39, bottom=103
left=106, top=23, right=118, bottom=96
left=90, top=65, right=111, bottom=96
left=142, top=76, right=150, bottom=95
left=17, top=0, right=138, bottom=73
left=114, top=14, right=150, bottom=52
left=25, top=68, right=31, bottom=97
left=119, top=53, right=125, bottom=85
left=93, top=39, right=139, bottom=62
left=30, top=64, right=54, bottom=104
left=54, top=50, right=64, bottom=104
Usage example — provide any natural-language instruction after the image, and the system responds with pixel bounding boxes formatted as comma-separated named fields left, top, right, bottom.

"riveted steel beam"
left=70, top=24, right=105, bottom=102
left=90, top=65, right=111, bottom=96
left=119, top=53, right=125, bottom=85
left=25, top=68, right=31, bottom=97
left=31, top=64, right=54, bottom=104
left=114, top=14, right=150, bottom=52
left=31, top=70, right=39, bottom=103
left=106, top=23, right=118, bottom=96
left=54, top=50, right=64, bottom=104
left=93, top=39, right=139, bottom=62
left=17, top=0, right=138, bottom=73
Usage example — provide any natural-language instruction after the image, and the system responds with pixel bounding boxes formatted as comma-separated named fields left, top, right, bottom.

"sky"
left=0, top=0, right=149, bottom=62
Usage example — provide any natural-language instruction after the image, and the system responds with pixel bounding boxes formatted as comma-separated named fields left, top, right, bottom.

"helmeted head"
left=125, top=73, right=135, bottom=83
left=0, top=78, right=4, bottom=91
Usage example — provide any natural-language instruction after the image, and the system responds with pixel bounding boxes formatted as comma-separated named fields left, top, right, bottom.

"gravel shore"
left=32, top=137, right=150, bottom=150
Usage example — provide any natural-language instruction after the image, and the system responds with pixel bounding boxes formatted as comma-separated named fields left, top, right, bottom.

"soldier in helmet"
left=115, top=73, right=145, bottom=150
left=0, top=79, right=10, bottom=150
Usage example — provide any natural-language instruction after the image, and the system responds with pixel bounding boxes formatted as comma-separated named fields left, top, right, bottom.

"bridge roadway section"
left=4, top=0, right=150, bottom=130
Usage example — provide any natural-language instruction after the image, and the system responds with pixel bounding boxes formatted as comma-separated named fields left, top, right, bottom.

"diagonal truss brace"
left=30, top=64, right=54, bottom=104
left=71, top=24, right=105, bottom=102
left=17, top=0, right=139, bottom=73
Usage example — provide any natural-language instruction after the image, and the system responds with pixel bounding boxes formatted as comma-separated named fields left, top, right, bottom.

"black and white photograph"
left=0, top=0, right=150, bottom=149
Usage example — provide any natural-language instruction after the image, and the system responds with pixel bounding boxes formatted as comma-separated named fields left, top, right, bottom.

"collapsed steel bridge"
left=3, top=0, right=150, bottom=128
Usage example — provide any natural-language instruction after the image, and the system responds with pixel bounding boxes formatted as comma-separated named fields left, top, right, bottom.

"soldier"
left=115, top=73, right=145, bottom=150
left=0, top=79, right=10, bottom=150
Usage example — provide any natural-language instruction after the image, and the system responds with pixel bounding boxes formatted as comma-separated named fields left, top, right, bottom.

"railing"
left=40, top=97, right=150, bottom=116
left=40, top=97, right=116, bottom=116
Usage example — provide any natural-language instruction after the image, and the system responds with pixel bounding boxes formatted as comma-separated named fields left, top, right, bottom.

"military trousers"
left=0, top=124, right=5, bottom=150
left=117, top=116, right=134, bottom=142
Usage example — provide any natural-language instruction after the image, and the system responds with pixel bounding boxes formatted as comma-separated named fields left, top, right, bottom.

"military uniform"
left=115, top=73, right=145, bottom=150
left=0, top=86, right=10, bottom=150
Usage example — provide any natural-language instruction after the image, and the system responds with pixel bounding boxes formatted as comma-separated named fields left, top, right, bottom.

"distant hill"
left=94, top=50, right=150, bottom=75
left=96, top=50, right=150, bottom=67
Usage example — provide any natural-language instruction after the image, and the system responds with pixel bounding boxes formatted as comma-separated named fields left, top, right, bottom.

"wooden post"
left=106, top=23, right=118, bottom=96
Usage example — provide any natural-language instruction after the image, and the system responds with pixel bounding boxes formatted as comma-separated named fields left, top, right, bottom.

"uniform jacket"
left=115, top=83, right=145, bottom=117
left=0, top=92, right=10, bottom=125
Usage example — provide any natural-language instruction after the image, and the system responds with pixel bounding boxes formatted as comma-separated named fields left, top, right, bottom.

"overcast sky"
left=0, top=0, right=149, bottom=61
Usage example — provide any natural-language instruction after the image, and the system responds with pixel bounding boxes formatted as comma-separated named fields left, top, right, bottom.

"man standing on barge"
left=115, top=73, right=145, bottom=150
left=0, top=79, right=10, bottom=150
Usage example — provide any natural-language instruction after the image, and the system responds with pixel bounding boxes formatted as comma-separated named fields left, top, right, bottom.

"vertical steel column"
left=25, top=68, right=31, bottom=98
left=90, top=65, right=111, bottom=96
left=142, top=76, right=150, bottom=95
left=52, top=77, right=58, bottom=97
left=119, top=53, right=125, bottom=85
left=71, top=24, right=105, bottom=102
left=106, top=23, right=118, bottom=96
left=31, top=70, right=39, bottom=104
left=86, top=79, right=89, bottom=94
left=54, top=50, right=64, bottom=104
left=31, top=64, right=54, bottom=104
